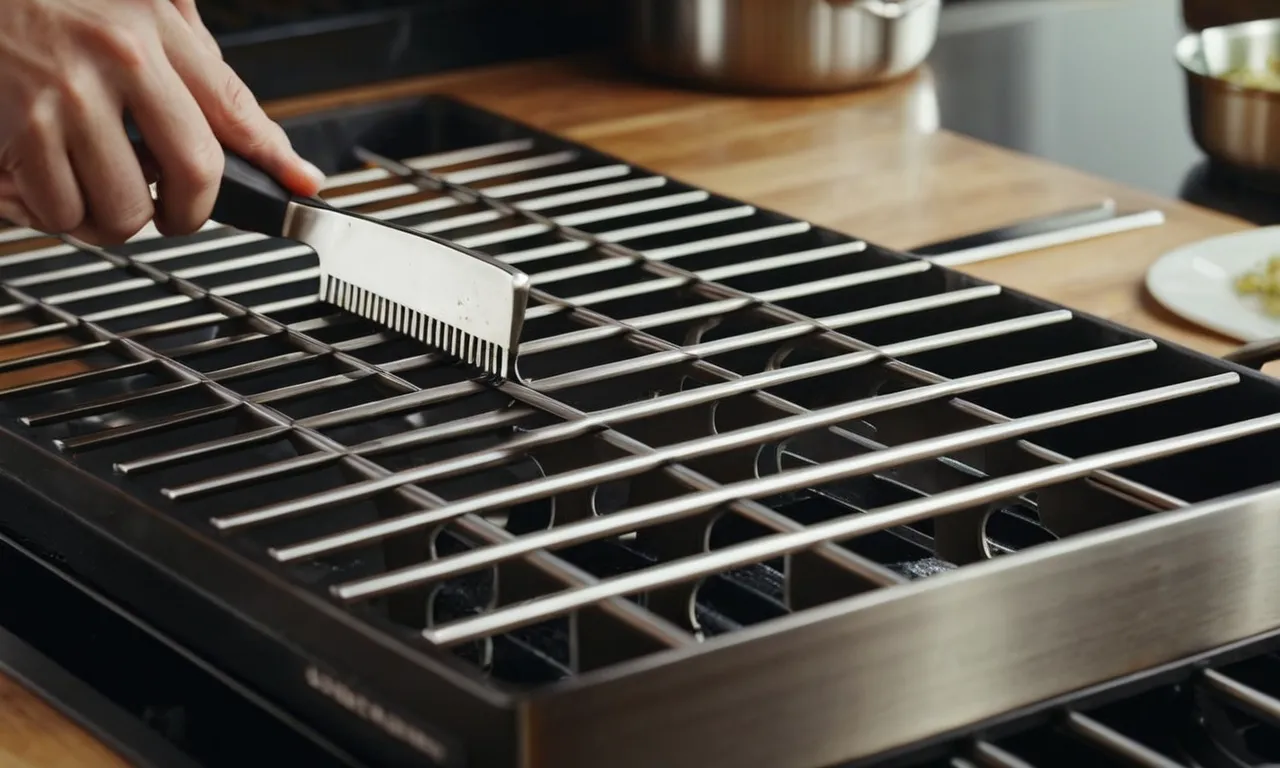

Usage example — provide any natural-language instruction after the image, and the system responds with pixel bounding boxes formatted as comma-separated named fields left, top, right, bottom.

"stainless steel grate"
left=933, top=648, right=1280, bottom=768
left=4, top=96, right=1280, bottom=768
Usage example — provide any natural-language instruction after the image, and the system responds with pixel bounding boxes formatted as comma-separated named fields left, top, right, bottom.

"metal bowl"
left=1176, top=18, right=1280, bottom=190
left=624, top=0, right=941, bottom=94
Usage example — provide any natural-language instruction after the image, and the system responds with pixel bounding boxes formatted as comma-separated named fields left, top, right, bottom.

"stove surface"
left=2, top=95, right=1280, bottom=768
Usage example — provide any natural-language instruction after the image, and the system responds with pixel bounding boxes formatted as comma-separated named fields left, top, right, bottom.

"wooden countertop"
left=0, top=54, right=1257, bottom=765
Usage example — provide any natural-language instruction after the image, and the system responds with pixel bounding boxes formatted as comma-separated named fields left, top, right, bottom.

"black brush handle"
left=209, top=149, right=294, bottom=236
left=126, top=125, right=294, bottom=236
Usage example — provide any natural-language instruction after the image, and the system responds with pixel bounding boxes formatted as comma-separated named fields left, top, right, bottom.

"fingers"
left=121, top=30, right=224, bottom=237
left=169, top=0, right=221, bottom=59
left=7, top=100, right=86, bottom=235
left=0, top=174, right=35, bottom=230
left=63, top=70, right=155, bottom=245
left=156, top=6, right=324, bottom=198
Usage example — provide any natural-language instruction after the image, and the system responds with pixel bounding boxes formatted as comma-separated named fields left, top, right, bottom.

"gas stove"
left=4, top=96, right=1280, bottom=768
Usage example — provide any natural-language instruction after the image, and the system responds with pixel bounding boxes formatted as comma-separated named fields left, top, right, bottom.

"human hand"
left=0, top=0, right=325, bottom=245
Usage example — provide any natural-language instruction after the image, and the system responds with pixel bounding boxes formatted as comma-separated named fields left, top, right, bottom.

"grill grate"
left=3, top=95, right=1280, bottom=671
left=922, top=645, right=1280, bottom=768
left=4, top=96, right=1280, bottom=767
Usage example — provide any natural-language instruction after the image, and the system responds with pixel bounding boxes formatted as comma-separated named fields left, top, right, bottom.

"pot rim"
left=1176, top=20, right=1280, bottom=102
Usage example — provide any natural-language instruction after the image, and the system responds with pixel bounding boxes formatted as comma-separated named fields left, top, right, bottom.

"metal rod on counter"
left=912, top=200, right=1166, bottom=267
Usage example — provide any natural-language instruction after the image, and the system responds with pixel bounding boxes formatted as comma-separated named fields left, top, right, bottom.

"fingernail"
left=299, top=158, right=326, bottom=188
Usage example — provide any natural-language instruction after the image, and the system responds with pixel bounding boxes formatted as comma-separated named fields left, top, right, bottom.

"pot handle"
left=1224, top=337, right=1280, bottom=370
left=826, top=0, right=935, bottom=19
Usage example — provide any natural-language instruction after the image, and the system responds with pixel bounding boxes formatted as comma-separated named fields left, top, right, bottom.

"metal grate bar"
left=203, top=310, right=1076, bottom=530
left=1201, top=667, right=1280, bottom=727
left=421, top=406, right=1278, bottom=644
left=326, top=371, right=1233, bottom=603
left=1061, top=712, right=1187, bottom=768
left=971, top=742, right=1039, bottom=768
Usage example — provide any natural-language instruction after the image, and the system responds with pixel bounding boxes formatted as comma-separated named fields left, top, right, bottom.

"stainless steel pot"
left=625, top=0, right=941, bottom=94
left=1176, top=18, right=1280, bottom=189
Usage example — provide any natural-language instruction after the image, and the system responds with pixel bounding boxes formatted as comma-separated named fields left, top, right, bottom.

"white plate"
left=1145, top=227, right=1280, bottom=342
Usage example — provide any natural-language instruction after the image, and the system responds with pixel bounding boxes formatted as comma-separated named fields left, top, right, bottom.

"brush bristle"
left=321, top=274, right=510, bottom=379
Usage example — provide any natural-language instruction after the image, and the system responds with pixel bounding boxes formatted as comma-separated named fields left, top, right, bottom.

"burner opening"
left=690, top=566, right=788, bottom=635
left=982, top=502, right=1057, bottom=556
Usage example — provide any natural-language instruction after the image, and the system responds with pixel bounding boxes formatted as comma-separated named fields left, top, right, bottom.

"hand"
left=0, top=0, right=325, bottom=245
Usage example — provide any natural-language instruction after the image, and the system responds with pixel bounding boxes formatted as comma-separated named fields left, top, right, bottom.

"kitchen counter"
left=0, top=53, right=1260, bottom=764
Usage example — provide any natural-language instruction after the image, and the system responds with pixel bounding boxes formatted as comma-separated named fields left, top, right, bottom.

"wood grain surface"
left=0, top=53, right=1259, bottom=764
left=0, top=674, right=130, bottom=768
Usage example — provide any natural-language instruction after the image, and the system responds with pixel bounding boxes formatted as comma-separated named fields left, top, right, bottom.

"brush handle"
left=209, top=149, right=294, bottom=237
left=127, top=127, right=295, bottom=237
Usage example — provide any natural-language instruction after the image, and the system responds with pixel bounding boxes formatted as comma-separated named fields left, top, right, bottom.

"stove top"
left=4, top=95, right=1280, bottom=768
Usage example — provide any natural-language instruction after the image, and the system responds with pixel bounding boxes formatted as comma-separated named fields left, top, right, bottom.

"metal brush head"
left=284, top=201, right=529, bottom=380
left=321, top=275, right=514, bottom=379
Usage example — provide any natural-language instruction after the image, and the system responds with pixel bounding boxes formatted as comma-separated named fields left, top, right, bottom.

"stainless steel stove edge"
left=522, top=482, right=1280, bottom=768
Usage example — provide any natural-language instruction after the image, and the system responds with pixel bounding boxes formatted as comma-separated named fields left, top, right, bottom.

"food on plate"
left=1221, top=58, right=1280, bottom=91
left=1233, top=255, right=1280, bottom=316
